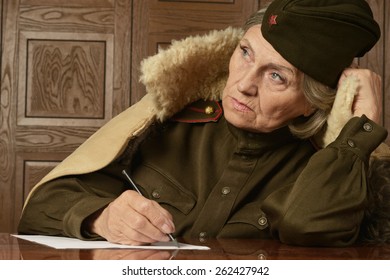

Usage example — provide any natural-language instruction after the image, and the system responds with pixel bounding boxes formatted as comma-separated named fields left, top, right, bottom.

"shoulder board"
left=171, top=100, right=223, bottom=123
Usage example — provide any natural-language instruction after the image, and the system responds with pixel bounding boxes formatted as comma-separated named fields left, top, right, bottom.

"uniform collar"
left=225, top=119, right=298, bottom=156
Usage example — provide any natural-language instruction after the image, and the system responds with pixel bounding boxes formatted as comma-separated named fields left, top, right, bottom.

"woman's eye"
left=240, top=45, right=250, bottom=58
left=271, top=72, right=285, bottom=83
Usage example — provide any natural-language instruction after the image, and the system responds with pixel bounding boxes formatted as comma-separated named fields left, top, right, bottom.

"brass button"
left=199, top=231, right=207, bottom=242
left=221, top=187, right=231, bottom=195
left=204, top=106, right=214, bottom=115
left=258, top=216, right=268, bottom=226
left=363, top=123, right=373, bottom=132
left=257, top=251, right=267, bottom=260
left=151, top=190, right=161, bottom=199
left=240, top=155, right=249, bottom=160
left=347, top=139, right=356, bottom=148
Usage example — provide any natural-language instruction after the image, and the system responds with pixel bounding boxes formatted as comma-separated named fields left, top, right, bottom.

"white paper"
left=13, top=235, right=209, bottom=250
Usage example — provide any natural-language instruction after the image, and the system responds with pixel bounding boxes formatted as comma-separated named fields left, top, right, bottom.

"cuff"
left=330, top=115, right=388, bottom=162
left=63, top=196, right=114, bottom=240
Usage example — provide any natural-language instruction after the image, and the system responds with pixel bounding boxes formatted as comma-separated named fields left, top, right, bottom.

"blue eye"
left=271, top=72, right=285, bottom=82
left=239, top=45, right=250, bottom=57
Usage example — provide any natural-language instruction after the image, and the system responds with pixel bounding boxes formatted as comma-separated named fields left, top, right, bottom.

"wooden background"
left=0, top=0, right=389, bottom=233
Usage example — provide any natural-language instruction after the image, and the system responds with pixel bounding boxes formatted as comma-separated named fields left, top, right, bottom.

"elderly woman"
left=18, top=0, right=388, bottom=247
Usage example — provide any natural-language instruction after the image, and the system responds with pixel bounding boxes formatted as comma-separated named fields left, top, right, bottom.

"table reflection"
left=1, top=234, right=389, bottom=260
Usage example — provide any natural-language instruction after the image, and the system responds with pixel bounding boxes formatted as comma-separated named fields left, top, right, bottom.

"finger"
left=119, top=190, right=175, bottom=230
left=95, top=190, right=176, bottom=245
left=373, top=73, right=382, bottom=100
left=92, top=193, right=170, bottom=245
left=125, top=192, right=175, bottom=234
left=349, top=62, right=359, bottom=69
left=123, top=190, right=174, bottom=223
left=115, top=224, right=169, bottom=245
left=349, top=70, right=382, bottom=123
left=102, top=215, right=167, bottom=246
left=121, top=206, right=171, bottom=243
left=338, top=68, right=358, bottom=87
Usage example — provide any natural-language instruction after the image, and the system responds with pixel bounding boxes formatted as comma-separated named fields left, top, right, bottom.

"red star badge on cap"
left=268, top=14, right=278, bottom=26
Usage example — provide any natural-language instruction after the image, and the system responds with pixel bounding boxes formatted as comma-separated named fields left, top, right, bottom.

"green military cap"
left=261, top=0, right=380, bottom=88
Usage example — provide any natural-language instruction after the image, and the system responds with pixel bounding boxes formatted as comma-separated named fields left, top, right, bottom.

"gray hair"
left=243, top=8, right=336, bottom=139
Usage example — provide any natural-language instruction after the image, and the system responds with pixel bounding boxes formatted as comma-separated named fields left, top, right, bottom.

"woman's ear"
left=303, top=101, right=315, bottom=117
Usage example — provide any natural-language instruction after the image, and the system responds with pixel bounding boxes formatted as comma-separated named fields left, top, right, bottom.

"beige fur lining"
left=319, top=76, right=358, bottom=147
left=140, top=27, right=243, bottom=121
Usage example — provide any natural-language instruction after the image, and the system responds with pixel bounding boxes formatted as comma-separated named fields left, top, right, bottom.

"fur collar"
left=140, top=27, right=242, bottom=122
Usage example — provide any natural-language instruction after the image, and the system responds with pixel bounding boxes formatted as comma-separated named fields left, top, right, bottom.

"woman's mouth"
left=231, top=97, right=252, bottom=112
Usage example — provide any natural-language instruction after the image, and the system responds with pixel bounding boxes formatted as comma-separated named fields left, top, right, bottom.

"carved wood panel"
left=25, top=40, right=105, bottom=118
left=18, top=31, right=114, bottom=127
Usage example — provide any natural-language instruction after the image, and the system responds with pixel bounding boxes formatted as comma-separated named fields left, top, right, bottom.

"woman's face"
left=222, top=25, right=311, bottom=133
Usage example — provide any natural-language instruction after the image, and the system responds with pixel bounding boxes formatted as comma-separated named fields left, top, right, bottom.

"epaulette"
left=171, top=100, right=223, bottom=123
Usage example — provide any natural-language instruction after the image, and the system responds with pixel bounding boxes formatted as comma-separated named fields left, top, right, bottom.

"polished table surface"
left=1, top=233, right=389, bottom=260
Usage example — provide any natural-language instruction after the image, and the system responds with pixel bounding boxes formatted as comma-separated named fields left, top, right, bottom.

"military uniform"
left=18, top=100, right=387, bottom=246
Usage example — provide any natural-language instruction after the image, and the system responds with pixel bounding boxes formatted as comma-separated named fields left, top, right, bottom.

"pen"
left=122, top=169, right=179, bottom=248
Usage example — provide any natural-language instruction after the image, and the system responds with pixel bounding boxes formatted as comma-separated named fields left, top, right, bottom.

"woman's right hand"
left=88, top=190, right=175, bottom=245
left=339, top=67, right=382, bottom=124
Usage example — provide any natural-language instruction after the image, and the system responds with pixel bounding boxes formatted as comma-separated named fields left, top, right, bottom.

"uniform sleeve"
left=18, top=163, right=128, bottom=240
left=262, top=115, right=388, bottom=246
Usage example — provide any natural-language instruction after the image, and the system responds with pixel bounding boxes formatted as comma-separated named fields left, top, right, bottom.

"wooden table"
left=1, top=233, right=389, bottom=260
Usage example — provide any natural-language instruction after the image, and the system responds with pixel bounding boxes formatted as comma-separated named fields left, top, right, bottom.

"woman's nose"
left=237, top=71, right=258, bottom=96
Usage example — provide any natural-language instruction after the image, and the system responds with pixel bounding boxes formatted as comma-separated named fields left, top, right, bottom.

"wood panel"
left=25, top=40, right=105, bottom=118
left=360, top=0, right=386, bottom=134
left=112, top=0, right=132, bottom=116
left=385, top=1, right=390, bottom=144
left=0, top=0, right=19, bottom=233
left=21, top=0, right=115, bottom=6
left=17, top=31, right=114, bottom=127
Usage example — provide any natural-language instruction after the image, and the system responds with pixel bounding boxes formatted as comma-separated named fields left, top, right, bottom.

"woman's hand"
left=88, top=190, right=175, bottom=245
left=339, top=67, right=382, bottom=124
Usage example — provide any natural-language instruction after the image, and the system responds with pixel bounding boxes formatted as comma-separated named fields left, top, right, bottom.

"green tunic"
left=18, top=102, right=387, bottom=247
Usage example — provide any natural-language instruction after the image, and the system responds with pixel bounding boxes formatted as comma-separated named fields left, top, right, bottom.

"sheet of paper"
left=13, top=235, right=210, bottom=250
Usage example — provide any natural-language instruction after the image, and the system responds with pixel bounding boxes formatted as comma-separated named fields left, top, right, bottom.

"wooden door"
left=0, top=0, right=260, bottom=233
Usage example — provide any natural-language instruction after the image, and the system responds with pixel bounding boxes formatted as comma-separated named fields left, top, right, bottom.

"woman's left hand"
left=339, top=67, right=382, bottom=124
